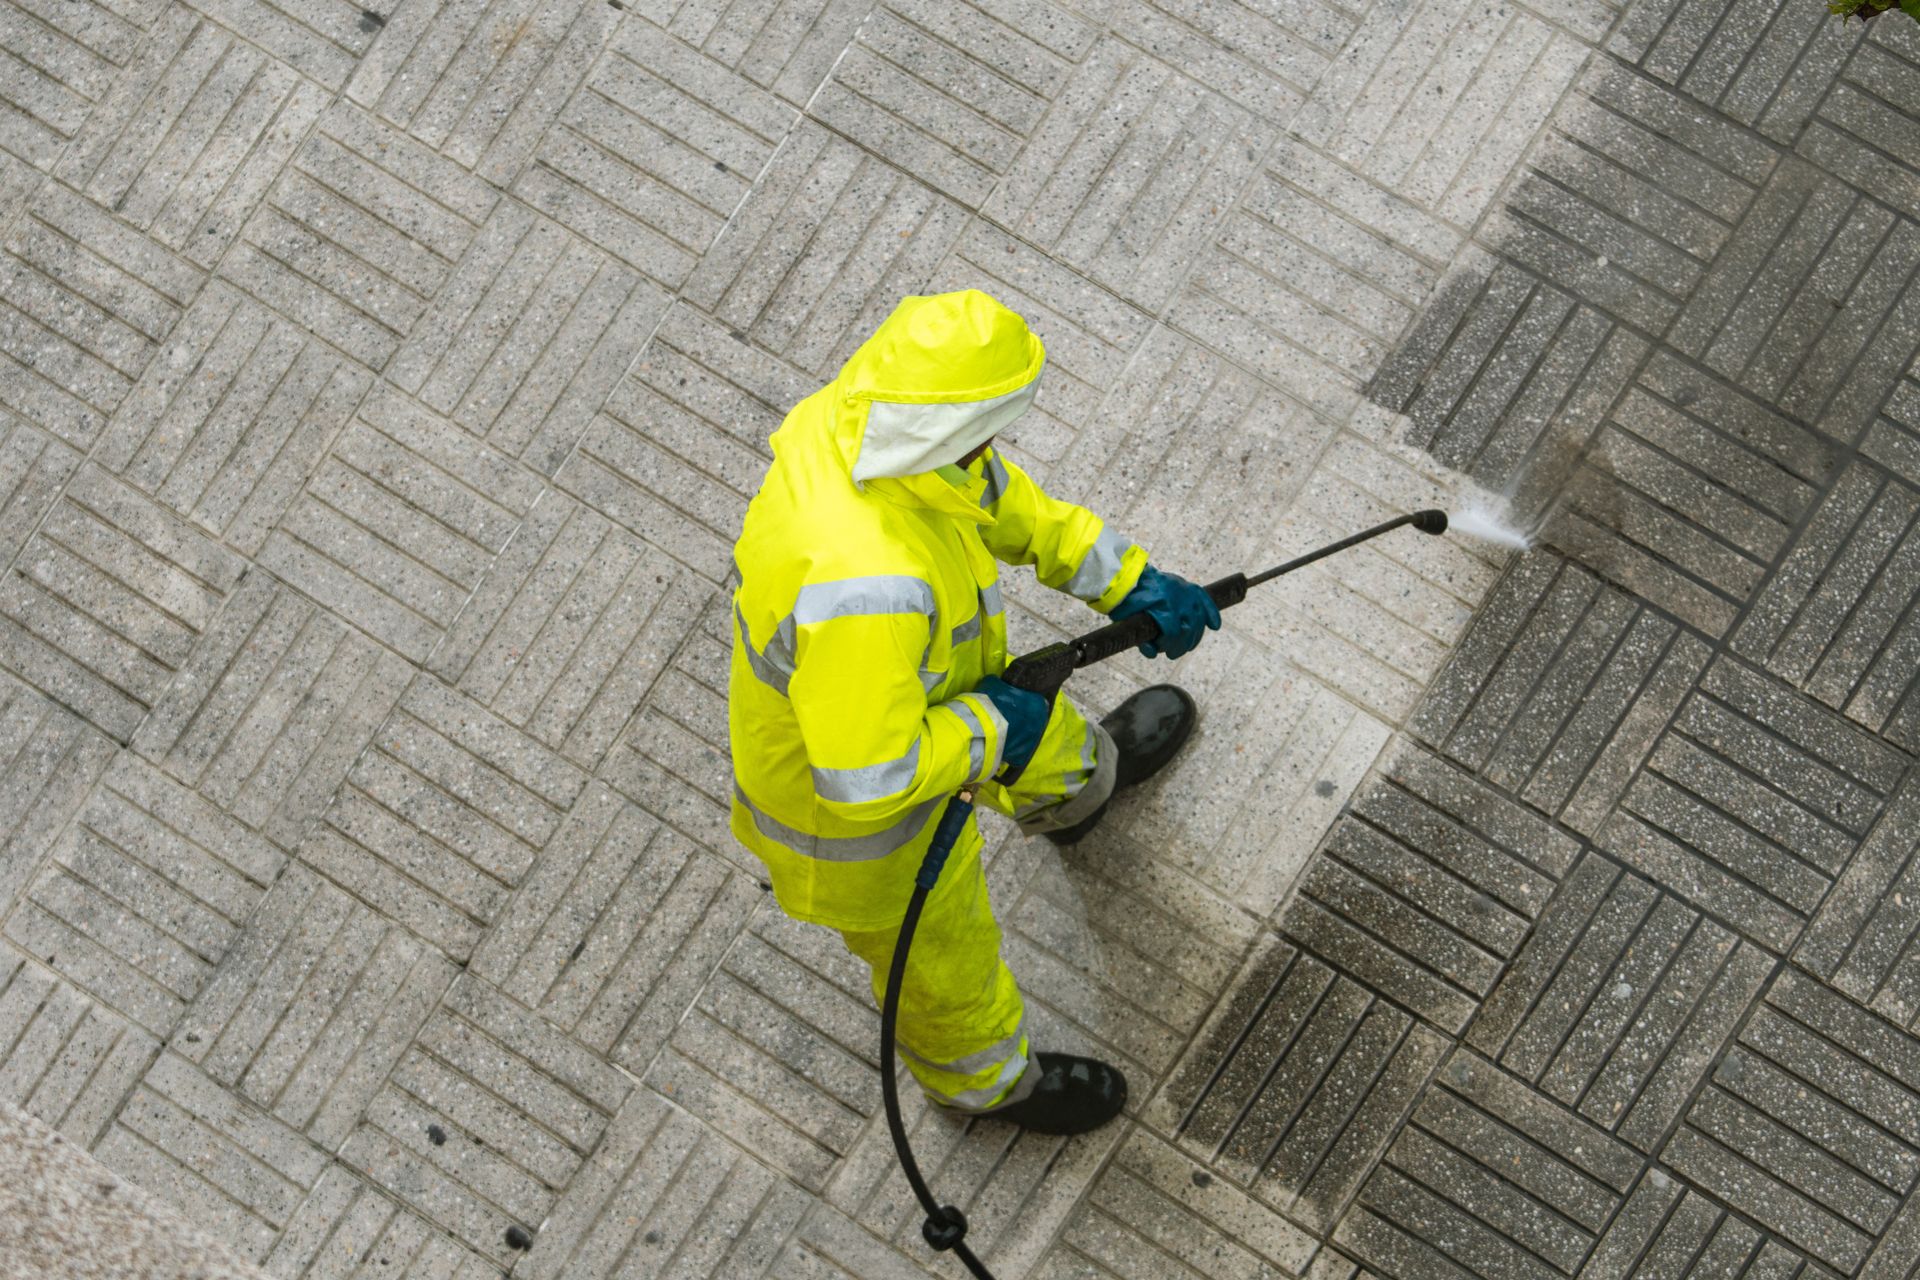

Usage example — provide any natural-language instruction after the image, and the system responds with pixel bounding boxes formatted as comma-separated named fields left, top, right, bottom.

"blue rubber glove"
left=972, top=675, right=1048, bottom=777
left=1107, top=564, right=1222, bottom=659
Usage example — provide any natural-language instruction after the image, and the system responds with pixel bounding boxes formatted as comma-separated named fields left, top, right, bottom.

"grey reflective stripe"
left=951, top=612, right=982, bottom=645
left=736, top=603, right=791, bottom=696
left=943, top=1052, right=1030, bottom=1110
left=735, top=785, right=939, bottom=862
left=979, top=453, right=1010, bottom=510
left=1064, top=526, right=1131, bottom=601
left=950, top=693, right=1004, bottom=784
left=920, top=668, right=945, bottom=693
left=899, top=1029, right=1025, bottom=1078
left=793, top=575, right=934, bottom=625
left=811, top=740, right=922, bottom=804
left=980, top=580, right=1004, bottom=617
left=948, top=698, right=986, bottom=782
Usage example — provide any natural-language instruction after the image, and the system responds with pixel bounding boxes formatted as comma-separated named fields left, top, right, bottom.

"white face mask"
left=850, top=381, right=1037, bottom=483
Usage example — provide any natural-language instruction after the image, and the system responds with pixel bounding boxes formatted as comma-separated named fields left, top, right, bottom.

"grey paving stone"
left=810, top=0, right=1095, bottom=208
left=258, top=387, right=541, bottom=666
left=0, top=462, right=248, bottom=742
left=0, top=178, right=205, bottom=451
left=56, top=7, right=329, bottom=269
left=1335, top=1047, right=1640, bottom=1280
left=1467, top=851, right=1774, bottom=1153
left=264, top=1161, right=499, bottom=1280
left=1600, top=655, right=1905, bottom=953
left=4, top=753, right=285, bottom=1039
left=431, top=493, right=710, bottom=770
left=1034, top=1127, right=1326, bottom=1279
left=0, top=417, right=79, bottom=569
left=0, top=670, right=115, bottom=921
left=95, top=1050, right=329, bottom=1265
left=601, top=597, right=740, bottom=873
left=1105, top=0, right=1354, bottom=126
left=1124, top=637, right=1389, bottom=919
left=1543, top=351, right=1837, bottom=639
left=1412, top=553, right=1713, bottom=835
left=299, top=674, right=587, bottom=962
left=345, top=0, right=617, bottom=186
left=0, top=0, right=166, bottom=176
left=519, top=1087, right=808, bottom=1279
left=1800, top=771, right=1920, bottom=1031
left=1612, top=0, right=1864, bottom=143
left=1145, top=935, right=1450, bottom=1234
left=514, top=16, right=796, bottom=288
left=772, top=1202, right=945, bottom=1280
left=97, top=283, right=372, bottom=556
left=683, top=119, right=971, bottom=379
left=340, top=974, right=631, bottom=1266
left=1663, top=970, right=1920, bottom=1275
left=554, top=402, right=752, bottom=585
left=1293, top=0, right=1588, bottom=229
left=221, top=100, right=497, bottom=370
left=1059, top=323, right=1336, bottom=569
left=0, top=943, right=158, bottom=1149
left=389, top=199, right=667, bottom=476
left=469, top=782, right=757, bottom=1075
left=1279, top=744, right=1580, bottom=1034
left=133, top=571, right=411, bottom=849
left=982, top=35, right=1273, bottom=313
left=1800, top=25, right=1920, bottom=224
left=183, top=0, right=388, bottom=90
left=172, top=863, right=455, bottom=1150
left=1580, top=1169, right=1819, bottom=1279
left=638, top=0, right=872, bottom=108
left=1374, top=264, right=1647, bottom=515
left=1734, top=451, right=1920, bottom=750
left=1671, top=158, right=1920, bottom=443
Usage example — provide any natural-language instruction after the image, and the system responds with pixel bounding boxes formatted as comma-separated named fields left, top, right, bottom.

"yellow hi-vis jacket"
left=728, top=291, right=1148, bottom=930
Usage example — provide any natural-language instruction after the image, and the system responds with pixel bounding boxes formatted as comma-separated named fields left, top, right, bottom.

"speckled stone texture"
left=3, top=0, right=1920, bottom=1277
left=0, top=1098, right=268, bottom=1280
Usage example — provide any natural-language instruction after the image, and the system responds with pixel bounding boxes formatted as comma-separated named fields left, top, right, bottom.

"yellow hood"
left=834, top=291, right=1046, bottom=484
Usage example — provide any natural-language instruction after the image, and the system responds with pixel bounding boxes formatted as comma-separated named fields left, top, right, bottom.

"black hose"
left=881, top=794, right=996, bottom=1279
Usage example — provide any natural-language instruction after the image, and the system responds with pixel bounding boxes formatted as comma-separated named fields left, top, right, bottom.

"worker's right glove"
left=1108, top=564, right=1221, bottom=660
left=972, top=675, right=1048, bottom=778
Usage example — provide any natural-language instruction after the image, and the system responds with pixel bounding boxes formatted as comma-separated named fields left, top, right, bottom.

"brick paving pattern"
left=5, top=0, right=1920, bottom=1277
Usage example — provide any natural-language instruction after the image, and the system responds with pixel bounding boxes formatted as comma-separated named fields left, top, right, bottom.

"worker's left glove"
left=1108, top=564, right=1221, bottom=660
left=972, top=676, right=1047, bottom=778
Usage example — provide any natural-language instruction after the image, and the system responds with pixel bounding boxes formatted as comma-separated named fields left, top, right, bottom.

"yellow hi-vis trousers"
left=837, top=693, right=1115, bottom=1111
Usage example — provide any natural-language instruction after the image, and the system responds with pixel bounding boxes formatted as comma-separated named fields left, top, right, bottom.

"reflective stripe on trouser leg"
left=976, top=691, right=1117, bottom=836
left=836, top=838, right=1036, bottom=1113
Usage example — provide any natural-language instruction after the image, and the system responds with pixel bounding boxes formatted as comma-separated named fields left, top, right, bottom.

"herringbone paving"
left=4, top=0, right=1920, bottom=1277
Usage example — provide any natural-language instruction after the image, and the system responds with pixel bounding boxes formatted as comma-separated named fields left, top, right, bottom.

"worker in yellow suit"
left=728, top=291, right=1219, bottom=1133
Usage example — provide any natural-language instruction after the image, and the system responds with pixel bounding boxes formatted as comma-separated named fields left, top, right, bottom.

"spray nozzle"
left=1410, top=508, right=1449, bottom=535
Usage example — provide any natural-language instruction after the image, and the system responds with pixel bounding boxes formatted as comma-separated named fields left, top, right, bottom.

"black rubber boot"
left=978, top=1053, right=1127, bottom=1135
left=1044, top=685, right=1197, bottom=846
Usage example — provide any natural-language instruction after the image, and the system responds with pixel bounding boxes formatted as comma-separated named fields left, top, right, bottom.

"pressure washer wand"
left=883, top=508, right=1449, bottom=1278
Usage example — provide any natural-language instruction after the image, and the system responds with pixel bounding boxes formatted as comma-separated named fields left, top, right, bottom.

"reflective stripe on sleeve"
left=736, top=603, right=791, bottom=696
left=1064, top=526, right=1132, bottom=601
left=951, top=612, right=982, bottom=645
left=811, top=740, right=922, bottom=804
left=793, top=575, right=934, bottom=624
left=980, top=579, right=1004, bottom=618
left=735, top=785, right=940, bottom=862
